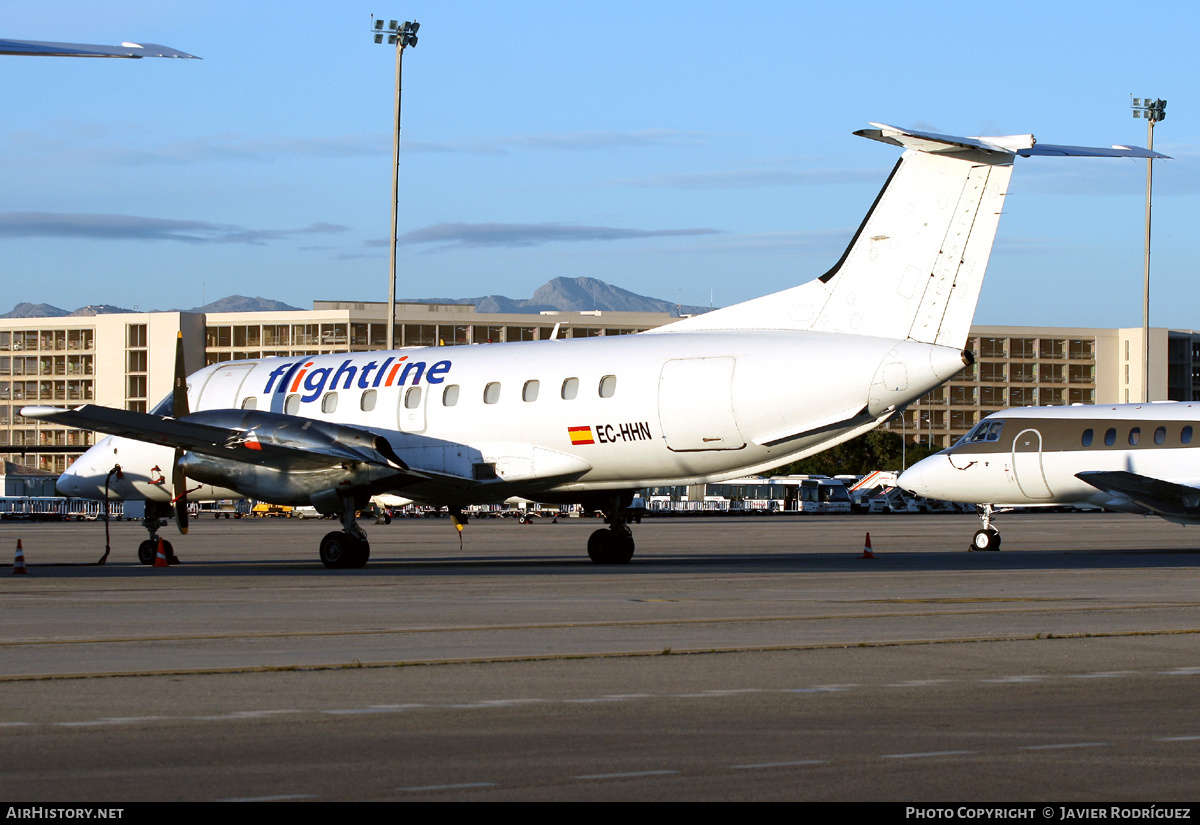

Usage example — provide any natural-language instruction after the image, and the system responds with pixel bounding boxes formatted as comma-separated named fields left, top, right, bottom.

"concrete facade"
left=2, top=301, right=1197, bottom=470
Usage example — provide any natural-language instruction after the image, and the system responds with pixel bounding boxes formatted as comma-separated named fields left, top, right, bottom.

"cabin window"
left=1129, top=427, right=1141, bottom=446
left=599, top=375, right=617, bottom=398
left=284, top=394, right=300, bottom=415
left=522, top=380, right=539, bottom=402
left=241, top=396, right=257, bottom=410
left=322, top=392, right=338, bottom=414
left=442, top=385, right=459, bottom=407
left=1103, top=428, right=1116, bottom=446
left=361, top=389, right=377, bottom=412
left=404, top=387, right=421, bottom=410
left=561, top=378, right=579, bottom=400
left=1155, top=426, right=1166, bottom=445
left=1183, top=426, right=1194, bottom=445
left=1081, top=428, right=1093, bottom=447
left=484, top=382, right=501, bottom=404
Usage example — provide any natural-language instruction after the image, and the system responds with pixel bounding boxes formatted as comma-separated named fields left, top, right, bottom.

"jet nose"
left=898, top=457, right=936, bottom=498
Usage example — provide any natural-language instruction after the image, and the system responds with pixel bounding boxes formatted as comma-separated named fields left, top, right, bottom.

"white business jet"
left=900, top=402, right=1200, bottom=551
left=22, top=124, right=1162, bottom=568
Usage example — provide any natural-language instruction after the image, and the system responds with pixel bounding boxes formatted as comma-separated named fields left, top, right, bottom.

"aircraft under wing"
left=1076, top=471, right=1200, bottom=519
left=21, top=404, right=410, bottom=473
left=0, top=38, right=199, bottom=58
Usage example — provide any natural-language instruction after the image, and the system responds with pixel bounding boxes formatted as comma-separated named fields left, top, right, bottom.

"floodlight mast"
left=370, top=17, right=419, bottom=350
left=1131, top=96, right=1166, bottom=402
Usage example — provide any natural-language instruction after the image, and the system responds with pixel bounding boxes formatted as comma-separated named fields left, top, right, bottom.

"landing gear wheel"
left=970, top=528, right=1001, bottom=552
left=137, top=539, right=175, bottom=565
left=587, top=528, right=635, bottom=564
left=319, top=531, right=370, bottom=569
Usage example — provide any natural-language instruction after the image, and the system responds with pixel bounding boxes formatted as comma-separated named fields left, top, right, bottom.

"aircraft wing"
left=0, top=38, right=199, bottom=58
left=1076, top=470, right=1200, bottom=518
left=21, top=404, right=412, bottom=474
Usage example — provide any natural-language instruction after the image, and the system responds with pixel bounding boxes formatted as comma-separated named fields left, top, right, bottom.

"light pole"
left=1131, top=96, right=1165, bottom=402
left=371, top=17, right=419, bottom=351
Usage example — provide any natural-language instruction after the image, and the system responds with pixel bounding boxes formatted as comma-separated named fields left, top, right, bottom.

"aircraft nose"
left=56, top=464, right=82, bottom=497
left=898, top=458, right=936, bottom=498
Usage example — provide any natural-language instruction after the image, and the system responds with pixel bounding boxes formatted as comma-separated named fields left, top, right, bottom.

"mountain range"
left=1, top=277, right=714, bottom=319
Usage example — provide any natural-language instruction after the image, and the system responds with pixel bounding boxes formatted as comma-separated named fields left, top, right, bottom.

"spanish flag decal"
left=568, top=425, right=595, bottom=446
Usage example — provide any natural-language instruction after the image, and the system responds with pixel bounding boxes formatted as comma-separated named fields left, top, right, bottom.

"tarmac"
left=2, top=512, right=1198, bottom=801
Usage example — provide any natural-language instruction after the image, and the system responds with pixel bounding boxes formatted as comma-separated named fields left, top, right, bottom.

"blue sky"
left=3, top=1, right=1197, bottom=329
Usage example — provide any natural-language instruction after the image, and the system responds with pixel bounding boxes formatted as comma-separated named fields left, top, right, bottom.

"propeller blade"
left=173, top=331, right=189, bottom=417
left=172, top=448, right=189, bottom=534
left=171, top=332, right=190, bottom=534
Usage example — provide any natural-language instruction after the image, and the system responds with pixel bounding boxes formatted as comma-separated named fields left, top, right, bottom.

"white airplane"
left=898, top=402, right=1200, bottom=551
left=21, top=123, right=1162, bottom=568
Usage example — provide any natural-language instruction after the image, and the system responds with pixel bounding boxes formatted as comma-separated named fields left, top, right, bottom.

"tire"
left=971, top=529, right=1001, bottom=552
left=587, top=529, right=635, bottom=564
left=137, top=539, right=156, bottom=565
left=319, top=531, right=370, bottom=569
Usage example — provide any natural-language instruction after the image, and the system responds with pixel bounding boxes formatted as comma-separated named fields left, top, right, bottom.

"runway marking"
left=980, top=676, right=1043, bottom=683
left=1067, top=671, right=1132, bottom=679
left=883, top=750, right=976, bottom=759
left=732, top=760, right=829, bottom=769
left=574, top=770, right=679, bottom=780
left=883, top=680, right=953, bottom=687
left=55, top=715, right=168, bottom=726
left=1020, top=742, right=1108, bottom=750
left=6, top=630, right=1200, bottom=682
left=218, top=794, right=318, bottom=802
left=1156, top=736, right=1200, bottom=741
left=395, top=782, right=497, bottom=792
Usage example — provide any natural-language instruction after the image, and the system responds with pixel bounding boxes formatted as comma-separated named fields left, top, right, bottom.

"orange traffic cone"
left=861, top=532, right=875, bottom=559
left=11, top=540, right=28, bottom=574
left=153, top=538, right=170, bottom=568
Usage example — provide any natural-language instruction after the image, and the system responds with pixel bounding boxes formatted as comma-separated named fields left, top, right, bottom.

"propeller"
left=170, top=332, right=190, bottom=535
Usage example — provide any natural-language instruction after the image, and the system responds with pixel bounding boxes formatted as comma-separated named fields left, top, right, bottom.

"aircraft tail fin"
left=653, top=123, right=1165, bottom=349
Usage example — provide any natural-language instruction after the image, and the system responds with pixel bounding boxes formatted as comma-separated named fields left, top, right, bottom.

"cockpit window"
left=150, top=392, right=175, bottom=416
left=967, top=420, right=1003, bottom=443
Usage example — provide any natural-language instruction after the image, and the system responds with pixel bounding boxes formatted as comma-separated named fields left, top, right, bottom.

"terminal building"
left=2, top=300, right=1198, bottom=472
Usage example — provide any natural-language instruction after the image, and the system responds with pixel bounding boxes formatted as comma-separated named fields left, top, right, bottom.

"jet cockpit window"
left=967, top=420, right=1003, bottom=443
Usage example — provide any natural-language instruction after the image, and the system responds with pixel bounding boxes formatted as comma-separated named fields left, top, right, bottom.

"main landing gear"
left=136, top=501, right=180, bottom=565
left=319, top=497, right=370, bottom=569
left=970, top=504, right=1001, bottom=552
left=587, top=493, right=636, bottom=565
